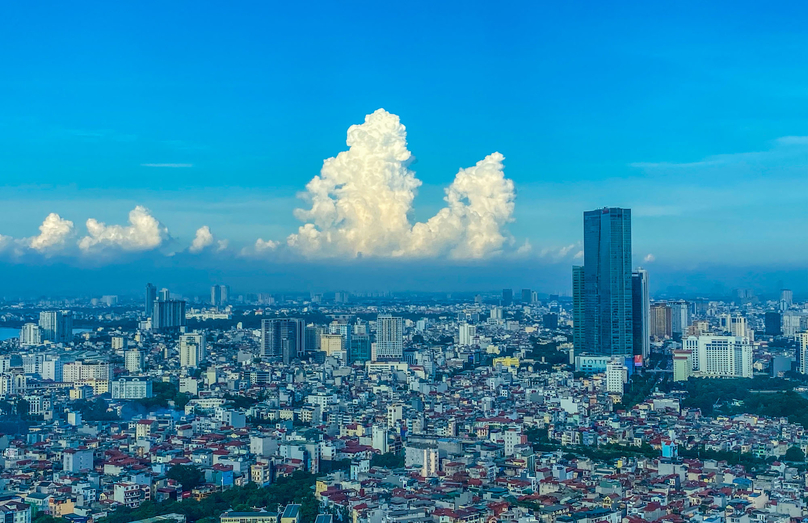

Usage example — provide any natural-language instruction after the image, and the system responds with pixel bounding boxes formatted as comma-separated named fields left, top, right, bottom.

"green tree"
left=785, top=446, right=805, bottom=462
left=166, top=465, right=205, bottom=491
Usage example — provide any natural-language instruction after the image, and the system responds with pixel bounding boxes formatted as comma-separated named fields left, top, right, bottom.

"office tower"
left=682, top=335, right=753, bottom=378
left=458, top=323, right=476, bottom=346
left=145, top=283, right=157, bottom=318
left=502, top=289, right=513, bottom=306
left=305, top=325, right=323, bottom=351
left=375, top=314, right=403, bottom=361
left=38, top=310, right=73, bottom=344
left=798, top=332, right=808, bottom=375
left=670, top=300, right=690, bottom=336
left=211, top=284, right=230, bottom=307
left=348, top=334, right=372, bottom=363
left=159, top=288, right=171, bottom=301
left=631, top=269, right=650, bottom=362
left=260, top=318, right=305, bottom=360
left=650, top=304, right=672, bottom=339
left=19, top=323, right=41, bottom=347
left=521, top=289, right=532, bottom=303
left=125, top=349, right=145, bottom=374
left=543, top=313, right=559, bottom=330
left=179, top=333, right=206, bottom=368
left=583, top=207, right=633, bottom=356
left=572, top=266, right=584, bottom=354
left=152, top=299, right=186, bottom=332
left=765, top=311, right=782, bottom=336
left=781, top=289, right=793, bottom=311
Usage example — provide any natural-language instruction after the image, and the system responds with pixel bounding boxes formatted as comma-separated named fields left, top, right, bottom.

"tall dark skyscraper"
left=632, top=269, right=650, bottom=362
left=765, top=311, right=782, bottom=336
left=572, top=266, right=584, bottom=354
left=502, top=289, right=513, bottom=306
left=145, top=283, right=157, bottom=318
left=583, top=207, right=633, bottom=356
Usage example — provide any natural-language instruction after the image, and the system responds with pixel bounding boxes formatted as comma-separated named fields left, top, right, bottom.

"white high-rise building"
left=111, top=336, right=127, bottom=351
left=387, top=404, right=403, bottom=428
left=372, top=425, right=388, bottom=454
left=375, top=314, right=403, bottom=361
left=20, top=323, right=41, bottom=347
left=490, top=306, right=503, bottom=320
left=179, top=333, right=206, bottom=368
left=783, top=313, right=803, bottom=337
left=672, top=350, right=693, bottom=382
left=605, top=359, right=627, bottom=394
left=458, top=323, right=477, bottom=347
left=683, top=335, right=753, bottom=378
left=125, top=349, right=144, bottom=374
left=42, top=357, right=63, bottom=382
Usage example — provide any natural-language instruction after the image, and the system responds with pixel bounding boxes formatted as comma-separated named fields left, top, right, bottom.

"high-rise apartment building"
left=458, top=323, right=476, bottom=347
left=125, top=349, right=145, bottom=374
left=650, top=303, right=672, bottom=339
left=670, top=300, right=690, bottom=336
left=152, top=299, right=186, bottom=332
left=781, top=289, right=794, bottom=311
left=20, top=323, right=41, bottom=347
left=521, top=289, right=532, bottom=304
left=38, top=310, right=73, bottom=344
left=145, top=283, right=157, bottom=318
left=179, top=333, right=206, bottom=368
left=572, top=265, right=584, bottom=355
left=583, top=207, right=633, bottom=356
left=261, top=318, right=305, bottom=361
left=631, top=269, right=650, bottom=362
left=211, top=284, right=230, bottom=307
left=375, top=314, right=403, bottom=361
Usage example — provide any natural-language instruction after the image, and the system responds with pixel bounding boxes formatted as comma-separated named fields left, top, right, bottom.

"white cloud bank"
left=286, top=109, right=515, bottom=259
left=28, top=213, right=75, bottom=252
left=190, top=226, right=214, bottom=253
left=79, top=206, right=169, bottom=252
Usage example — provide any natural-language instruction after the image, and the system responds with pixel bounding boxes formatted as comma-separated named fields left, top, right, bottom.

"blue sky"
left=1, top=1, right=807, bottom=295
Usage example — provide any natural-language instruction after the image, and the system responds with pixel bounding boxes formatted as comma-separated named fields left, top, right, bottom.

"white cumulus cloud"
left=255, top=238, right=279, bottom=252
left=287, top=109, right=516, bottom=259
left=643, top=253, right=656, bottom=263
left=28, top=213, right=75, bottom=252
left=189, top=226, right=215, bottom=253
left=79, top=206, right=169, bottom=252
